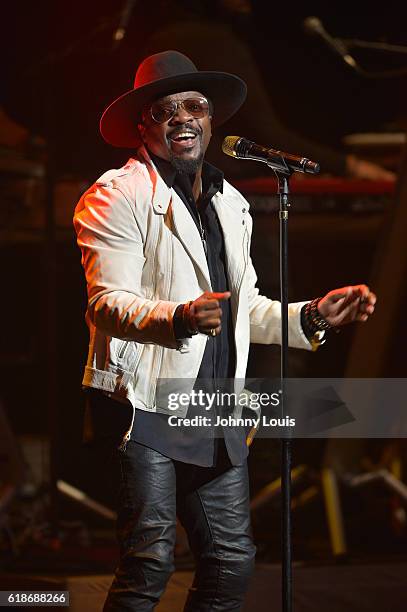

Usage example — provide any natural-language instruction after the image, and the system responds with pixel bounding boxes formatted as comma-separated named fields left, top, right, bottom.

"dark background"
left=1, top=1, right=406, bottom=562
left=2, top=0, right=407, bottom=176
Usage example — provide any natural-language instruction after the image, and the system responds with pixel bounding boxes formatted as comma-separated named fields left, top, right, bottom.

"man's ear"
left=207, top=115, right=213, bottom=136
left=137, top=122, right=145, bottom=142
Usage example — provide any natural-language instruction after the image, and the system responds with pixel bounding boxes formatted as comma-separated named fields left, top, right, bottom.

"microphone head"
left=222, top=135, right=241, bottom=157
left=303, top=16, right=324, bottom=36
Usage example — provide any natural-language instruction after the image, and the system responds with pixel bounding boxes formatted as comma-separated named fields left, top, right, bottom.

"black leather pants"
left=103, top=439, right=256, bottom=611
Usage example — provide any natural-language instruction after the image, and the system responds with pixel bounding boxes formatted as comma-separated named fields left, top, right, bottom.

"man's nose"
left=170, top=103, right=194, bottom=124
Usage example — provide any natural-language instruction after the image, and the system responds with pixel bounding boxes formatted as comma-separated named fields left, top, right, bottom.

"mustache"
left=168, top=125, right=202, bottom=139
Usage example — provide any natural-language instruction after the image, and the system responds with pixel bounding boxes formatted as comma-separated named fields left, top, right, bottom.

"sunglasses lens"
left=151, top=102, right=176, bottom=123
left=183, top=98, right=209, bottom=117
left=150, top=98, right=209, bottom=123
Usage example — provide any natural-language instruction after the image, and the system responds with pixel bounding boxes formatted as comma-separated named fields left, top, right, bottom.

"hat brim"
left=99, top=71, right=247, bottom=148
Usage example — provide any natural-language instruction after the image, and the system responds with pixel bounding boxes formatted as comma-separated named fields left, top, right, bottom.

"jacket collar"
left=136, top=146, right=173, bottom=215
left=149, top=151, right=224, bottom=199
left=139, top=146, right=224, bottom=209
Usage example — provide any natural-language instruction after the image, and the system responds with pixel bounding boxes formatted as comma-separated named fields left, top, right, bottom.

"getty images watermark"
left=165, top=388, right=296, bottom=429
left=155, top=378, right=407, bottom=439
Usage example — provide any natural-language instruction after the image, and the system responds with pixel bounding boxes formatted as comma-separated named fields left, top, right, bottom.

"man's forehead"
left=155, top=90, right=206, bottom=103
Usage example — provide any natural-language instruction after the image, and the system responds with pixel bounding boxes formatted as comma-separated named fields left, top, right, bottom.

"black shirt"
left=128, top=154, right=248, bottom=467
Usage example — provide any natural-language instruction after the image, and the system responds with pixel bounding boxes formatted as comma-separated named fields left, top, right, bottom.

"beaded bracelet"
left=304, top=297, right=331, bottom=334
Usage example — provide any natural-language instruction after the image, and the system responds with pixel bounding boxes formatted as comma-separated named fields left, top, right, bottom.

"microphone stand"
left=222, top=139, right=318, bottom=609
left=338, top=37, right=407, bottom=79
left=341, top=38, right=407, bottom=55
left=276, top=169, right=293, bottom=612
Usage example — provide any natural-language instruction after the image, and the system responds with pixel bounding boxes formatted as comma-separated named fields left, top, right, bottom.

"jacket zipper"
left=118, top=340, right=130, bottom=360
left=197, top=211, right=207, bottom=257
left=147, top=209, right=160, bottom=298
left=117, top=343, right=145, bottom=452
left=147, top=216, right=172, bottom=407
left=118, top=430, right=131, bottom=452
left=235, top=225, right=249, bottom=296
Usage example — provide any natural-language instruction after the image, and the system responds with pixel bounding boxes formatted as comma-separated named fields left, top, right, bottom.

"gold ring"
left=209, top=328, right=217, bottom=337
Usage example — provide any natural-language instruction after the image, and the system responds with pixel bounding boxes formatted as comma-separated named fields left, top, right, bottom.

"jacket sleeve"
left=73, top=183, right=180, bottom=349
left=245, top=212, right=312, bottom=350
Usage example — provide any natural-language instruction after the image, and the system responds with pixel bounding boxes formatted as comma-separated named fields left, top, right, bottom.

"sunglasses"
left=149, top=97, right=210, bottom=124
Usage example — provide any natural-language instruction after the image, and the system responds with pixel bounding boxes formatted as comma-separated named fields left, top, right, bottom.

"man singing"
left=74, top=50, right=376, bottom=611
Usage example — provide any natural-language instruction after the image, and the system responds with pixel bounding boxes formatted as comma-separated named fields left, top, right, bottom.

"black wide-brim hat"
left=100, top=50, right=247, bottom=148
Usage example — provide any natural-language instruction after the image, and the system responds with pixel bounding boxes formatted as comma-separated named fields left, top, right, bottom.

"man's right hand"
left=188, top=291, right=231, bottom=336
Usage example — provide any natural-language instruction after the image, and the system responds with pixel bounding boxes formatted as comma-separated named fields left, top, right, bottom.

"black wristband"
left=173, top=304, right=192, bottom=339
left=173, top=302, right=199, bottom=339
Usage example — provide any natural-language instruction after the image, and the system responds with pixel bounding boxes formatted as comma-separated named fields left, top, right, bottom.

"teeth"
left=173, top=132, right=196, bottom=139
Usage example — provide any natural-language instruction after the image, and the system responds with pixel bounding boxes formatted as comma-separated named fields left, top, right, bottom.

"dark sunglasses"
left=149, top=97, right=210, bottom=124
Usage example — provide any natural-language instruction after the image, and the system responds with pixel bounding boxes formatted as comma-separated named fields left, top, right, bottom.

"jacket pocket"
left=147, top=344, right=164, bottom=408
left=117, top=340, right=144, bottom=374
left=118, top=339, right=130, bottom=360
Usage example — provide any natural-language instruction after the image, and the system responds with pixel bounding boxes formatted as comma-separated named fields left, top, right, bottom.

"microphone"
left=113, top=0, right=137, bottom=47
left=222, top=136, right=320, bottom=175
left=303, top=16, right=357, bottom=69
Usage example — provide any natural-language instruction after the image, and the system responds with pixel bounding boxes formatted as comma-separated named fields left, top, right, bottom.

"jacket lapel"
left=139, top=147, right=211, bottom=288
left=170, top=191, right=212, bottom=289
left=212, top=193, right=246, bottom=297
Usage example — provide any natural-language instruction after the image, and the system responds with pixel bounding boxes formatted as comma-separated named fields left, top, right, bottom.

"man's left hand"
left=318, top=285, right=376, bottom=327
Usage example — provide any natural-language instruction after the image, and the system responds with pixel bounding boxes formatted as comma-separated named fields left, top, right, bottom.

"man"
left=74, top=51, right=376, bottom=611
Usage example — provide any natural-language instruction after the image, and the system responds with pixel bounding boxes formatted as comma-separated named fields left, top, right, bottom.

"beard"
left=168, top=149, right=204, bottom=175
left=167, top=127, right=205, bottom=175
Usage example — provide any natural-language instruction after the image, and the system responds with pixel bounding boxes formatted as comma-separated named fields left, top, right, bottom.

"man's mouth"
left=169, top=129, right=200, bottom=149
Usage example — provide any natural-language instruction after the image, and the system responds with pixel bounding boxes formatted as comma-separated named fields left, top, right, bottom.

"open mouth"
left=169, top=131, right=199, bottom=149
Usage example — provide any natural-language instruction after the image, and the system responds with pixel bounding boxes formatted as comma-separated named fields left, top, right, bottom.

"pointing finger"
left=208, top=291, right=231, bottom=301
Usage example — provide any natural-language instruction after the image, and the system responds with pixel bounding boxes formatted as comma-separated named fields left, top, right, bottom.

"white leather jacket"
left=73, top=147, right=312, bottom=431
